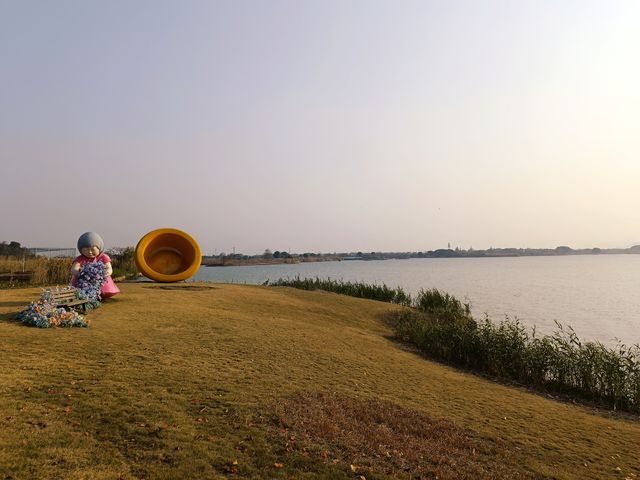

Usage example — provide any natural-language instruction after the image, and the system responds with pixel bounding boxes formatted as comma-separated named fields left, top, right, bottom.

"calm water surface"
left=192, top=255, right=640, bottom=346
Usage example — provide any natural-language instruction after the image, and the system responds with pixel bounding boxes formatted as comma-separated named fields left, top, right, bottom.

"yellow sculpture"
left=135, top=228, right=202, bottom=282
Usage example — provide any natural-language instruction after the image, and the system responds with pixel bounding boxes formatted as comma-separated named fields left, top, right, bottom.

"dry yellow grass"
left=0, top=283, right=638, bottom=479
left=0, top=257, right=70, bottom=285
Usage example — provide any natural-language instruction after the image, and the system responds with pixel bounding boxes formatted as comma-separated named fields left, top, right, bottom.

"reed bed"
left=107, top=247, right=138, bottom=279
left=395, top=312, right=640, bottom=412
left=0, top=256, right=70, bottom=286
left=266, top=276, right=412, bottom=306
left=0, top=249, right=138, bottom=288
left=271, top=277, right=640, bottom=413
left=413, top=287, right=472, bottom=320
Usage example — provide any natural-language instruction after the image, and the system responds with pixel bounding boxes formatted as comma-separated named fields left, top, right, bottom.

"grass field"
left=1, top=283, right=639, bottom=479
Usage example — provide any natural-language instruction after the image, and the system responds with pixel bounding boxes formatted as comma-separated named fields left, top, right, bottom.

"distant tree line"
left=0, top=241, right=34, bottom=257
left=413, top=245, right=640, bottom=258
left=200, top=244, right=640, bottom=266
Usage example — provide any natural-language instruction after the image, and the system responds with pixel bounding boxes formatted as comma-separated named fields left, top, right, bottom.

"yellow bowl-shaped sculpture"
left=135, top=228, right=202, bottom=282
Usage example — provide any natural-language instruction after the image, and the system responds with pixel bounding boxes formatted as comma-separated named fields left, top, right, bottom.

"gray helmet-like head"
left=77, top=232, right=104, bottom=253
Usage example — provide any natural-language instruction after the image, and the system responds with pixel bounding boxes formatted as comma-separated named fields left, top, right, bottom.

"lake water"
left=191, top=255, right=640, bottom=346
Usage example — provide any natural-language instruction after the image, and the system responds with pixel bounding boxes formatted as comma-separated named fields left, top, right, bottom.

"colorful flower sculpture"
left=18, top=289, right=89, bottom=328
left=76, top=262, right=107, bottom=304
left=17, top=263, right=107, bottom=328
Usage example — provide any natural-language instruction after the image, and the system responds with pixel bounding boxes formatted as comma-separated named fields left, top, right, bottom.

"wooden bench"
left=48, top=288, right=90, bottom=312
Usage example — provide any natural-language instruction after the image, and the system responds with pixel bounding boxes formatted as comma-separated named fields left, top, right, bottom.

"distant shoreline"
left=202, top=246, right=640, bottom=267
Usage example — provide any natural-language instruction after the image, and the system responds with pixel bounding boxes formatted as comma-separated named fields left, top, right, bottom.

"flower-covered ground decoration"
left=17, top=287, right=89, bottom=328
left=16, top=263, right=107, bottom=328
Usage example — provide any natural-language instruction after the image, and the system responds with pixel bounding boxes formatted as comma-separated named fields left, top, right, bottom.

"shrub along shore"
left=269, top=277, right=640, bottom=413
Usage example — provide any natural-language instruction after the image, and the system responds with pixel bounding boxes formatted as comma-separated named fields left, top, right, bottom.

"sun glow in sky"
left=2, top=0, right=639, bottom=254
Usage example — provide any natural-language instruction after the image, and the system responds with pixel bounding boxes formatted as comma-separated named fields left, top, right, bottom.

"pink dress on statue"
left=71, top=252, right=121, bottom=298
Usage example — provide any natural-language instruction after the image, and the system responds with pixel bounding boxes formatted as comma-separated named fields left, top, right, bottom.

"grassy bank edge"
left=268, top=276, right=640, bottom=414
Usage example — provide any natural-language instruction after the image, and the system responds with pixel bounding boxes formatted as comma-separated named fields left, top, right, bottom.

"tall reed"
left=0, top=256, right=71, bottom=286
left=267, top=276, right=412, bottom=306
left=107, top=247, right=138, bottom=278
left=394, top=310, right=640, bottom=412
left=414, top=288, right=472, bottom=320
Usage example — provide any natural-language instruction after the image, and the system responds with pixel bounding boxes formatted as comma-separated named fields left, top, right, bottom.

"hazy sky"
left=2, top=0, right=639, bottom=254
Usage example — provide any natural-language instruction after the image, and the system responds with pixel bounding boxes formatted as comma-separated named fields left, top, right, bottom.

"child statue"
left=70, top=232, right=120, bottom=298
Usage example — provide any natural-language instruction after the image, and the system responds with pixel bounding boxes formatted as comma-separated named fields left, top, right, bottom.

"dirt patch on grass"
left=266, top=391, right=540, bottom=479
